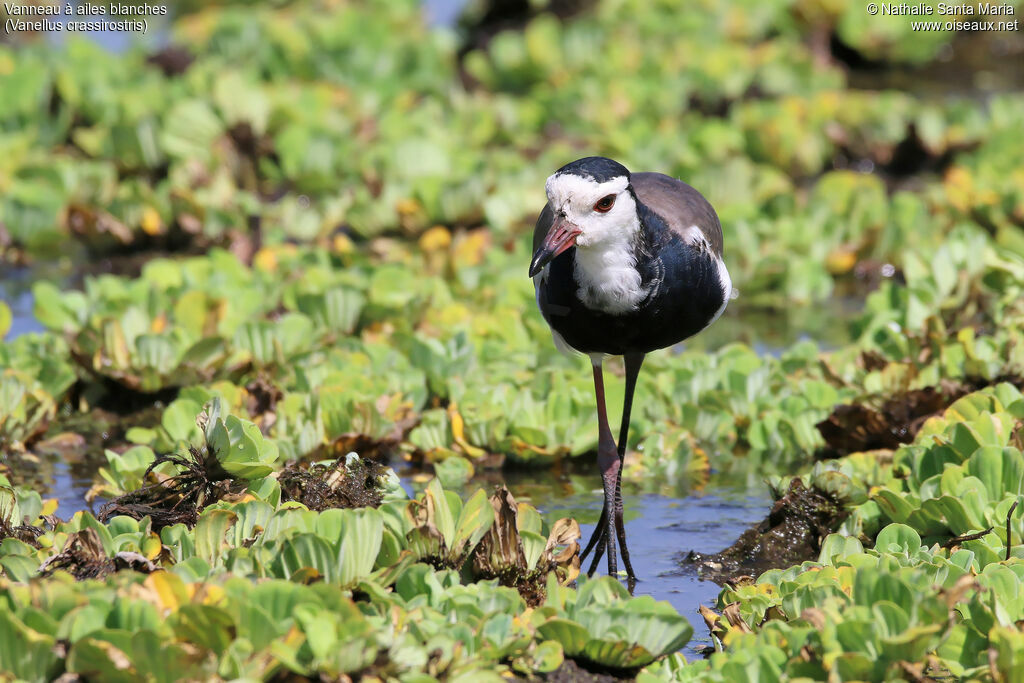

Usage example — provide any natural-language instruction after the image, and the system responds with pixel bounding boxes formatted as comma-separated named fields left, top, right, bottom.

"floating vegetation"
left=472, top=486, right=581, bottom=606
left=98, top=399, right=277, bottom=528
left=0, top=482, right=43, bottom=547
left=98, top=445, right=223, bottom=529
left=0, top=426, right=689, bottom=679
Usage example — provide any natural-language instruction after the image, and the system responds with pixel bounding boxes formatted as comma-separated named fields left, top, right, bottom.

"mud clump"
left=99, top=446, right=234, bottom=530
left=816, top=386, right=949, bottom=455
left=279, top=457, right=389, bottom=510
left=531, top=658, right=632, bottom=683
left=816, top=374, right=1024, bottom=457
left=684, top=478, right=847, bottom=584
left=0, top=517, right=43, bottom=547
left=38, top=527, right=158, bottom=581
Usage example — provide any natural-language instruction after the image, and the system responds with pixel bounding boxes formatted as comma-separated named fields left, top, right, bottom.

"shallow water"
left=1, top=265, right=48, bottom=338
left=686, top=297, right=860, bottom=357
left=539, top=480, right=769, bottom=645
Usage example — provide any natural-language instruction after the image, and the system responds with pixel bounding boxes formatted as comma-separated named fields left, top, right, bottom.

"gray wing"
left=632, top=172, right=723, bottom=256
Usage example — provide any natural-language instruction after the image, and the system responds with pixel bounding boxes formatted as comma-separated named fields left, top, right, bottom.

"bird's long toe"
left=613, top=485, right=637, bottom=592
left=586, top=522, right=608, bottom=576
left=580, top=504, right=607, bottom=562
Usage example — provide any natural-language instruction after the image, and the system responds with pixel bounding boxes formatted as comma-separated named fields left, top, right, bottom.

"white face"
left=544, top=172, right=639, bottom=248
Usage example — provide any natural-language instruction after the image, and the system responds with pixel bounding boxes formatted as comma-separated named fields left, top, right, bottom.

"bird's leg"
left=614, top=352, right=645, bottom=592
left=584, top=357, right=619, bottom=578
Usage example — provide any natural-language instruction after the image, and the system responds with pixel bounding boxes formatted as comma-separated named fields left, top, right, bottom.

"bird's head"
left=529, top=156, right=639, bottom=277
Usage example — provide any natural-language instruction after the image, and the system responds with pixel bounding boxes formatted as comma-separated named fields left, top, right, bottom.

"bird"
left=528, top=156, right=731, bottom=590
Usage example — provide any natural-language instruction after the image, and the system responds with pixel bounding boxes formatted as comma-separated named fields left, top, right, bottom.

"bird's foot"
left=580, top=456, right=637, bottom=593
left=613, top=482, right=637, bottom=594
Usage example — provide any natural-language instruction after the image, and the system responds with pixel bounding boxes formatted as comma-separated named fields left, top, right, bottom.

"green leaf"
left=67, top=636, right=138, bottom=683
left=32, top=281, right=83, bottom=332
left=536, top=618, right=589, bottom=657
left=194, top=509, right=238, bottom=567
left=425, top=478, right=456, bottom=548
left=875, top=524, right=922, bottom=554
left=968, top=446, right=1024, bottom=501
left=274, top=533, right=335, bottom=582
left=0, top=554, right=40, bottom=582
left=336, top=508, right=384, bottom=587
left=0, top=301, right=11, bottom=339
left=873, top=489, right=916, bottom=524
left=161, top=399, right=202, bottom=444
left=818, top=533, right=864, bottom=565
left=296, top=287, right=365, bottom=334
left=520, top=530, right=546, bottom=572
left=452, top=487, right=494, bottom=559
left=170, top=604, right=235, bottom=654
left=435, top=455, right=474, bottom=489
left=208, top=413, right=278, bottom=479
left=0, top=485, right=22, bottom=527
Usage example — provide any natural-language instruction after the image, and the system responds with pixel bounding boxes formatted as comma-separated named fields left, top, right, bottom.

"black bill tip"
left=529, top=249, right=552, bottom=278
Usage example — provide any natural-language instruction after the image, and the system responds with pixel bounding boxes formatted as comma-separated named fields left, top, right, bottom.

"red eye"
left=594, top=195, right=616, bottom=213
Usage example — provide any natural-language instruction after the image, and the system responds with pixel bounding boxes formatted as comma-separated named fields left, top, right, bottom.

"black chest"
left=536, top=235, right=725, bottom=355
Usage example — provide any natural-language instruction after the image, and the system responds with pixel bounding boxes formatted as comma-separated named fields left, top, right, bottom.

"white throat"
left=572, top=215, right=646, bottom=315
left=543, top=171, right=648, bottom=316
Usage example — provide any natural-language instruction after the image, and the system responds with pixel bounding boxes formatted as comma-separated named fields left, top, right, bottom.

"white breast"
left=572, top=239, right=648, bottom=315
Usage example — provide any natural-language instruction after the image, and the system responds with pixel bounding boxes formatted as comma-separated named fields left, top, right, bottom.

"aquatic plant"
left=667, top=380, right=1024, bottom=680
left=538, top=574, right=694, bottom=670
left=0, top=453, right=690, bottom=680
left=0, top=334, right=75, bottom=450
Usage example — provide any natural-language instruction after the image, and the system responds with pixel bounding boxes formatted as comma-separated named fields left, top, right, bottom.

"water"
left=423, top=0, right=468, bottom=27
left=536, top=479, right=770, bottom=644
left=684, top=296, right=861, bottom=358
left=1, top=266, right=48, bottom=338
